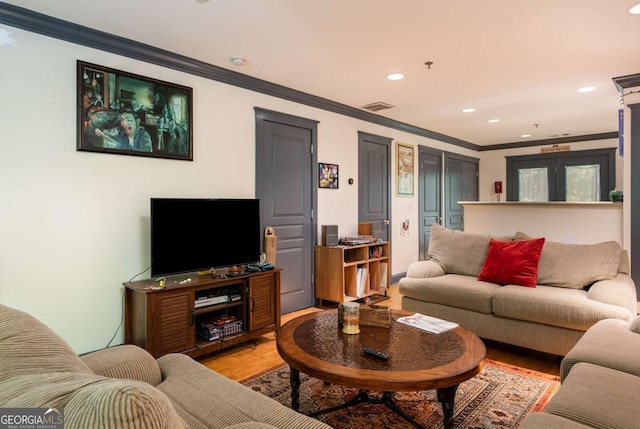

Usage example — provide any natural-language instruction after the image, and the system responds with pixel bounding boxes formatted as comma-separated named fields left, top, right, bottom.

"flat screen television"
left=150, top=198, right=261, bottom=277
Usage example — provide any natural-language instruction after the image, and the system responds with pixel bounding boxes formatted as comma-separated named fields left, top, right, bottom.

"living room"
left=2, top=1, right=640, bottom=428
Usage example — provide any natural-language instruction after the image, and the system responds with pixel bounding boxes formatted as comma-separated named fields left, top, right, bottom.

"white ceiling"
left=4, top=0, right=640, bottom=146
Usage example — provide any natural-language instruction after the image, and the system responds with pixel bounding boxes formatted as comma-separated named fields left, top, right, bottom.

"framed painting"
left=77, top=61, right=193, bottom=161
left=396, top=143, right=414, bottom=197
left=318, top=163, right=339, bottom=189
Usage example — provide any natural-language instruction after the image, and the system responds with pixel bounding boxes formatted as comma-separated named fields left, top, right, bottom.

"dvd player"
left=195, top=295, right=229, bottom=308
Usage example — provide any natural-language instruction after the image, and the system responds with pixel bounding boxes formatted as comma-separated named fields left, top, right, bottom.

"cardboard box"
left=359, top=304, right=391, bottom=328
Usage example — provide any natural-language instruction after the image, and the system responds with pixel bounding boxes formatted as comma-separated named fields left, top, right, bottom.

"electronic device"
left=194, top=295, right=229, bottom=308
left=362, top=348, right=389, bottom=359
left=322, top=225, right=339, bottom=246
left=151, top=198, right=261, bottom=277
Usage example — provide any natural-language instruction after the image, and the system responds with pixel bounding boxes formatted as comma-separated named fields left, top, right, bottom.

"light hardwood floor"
left=199, top=285, right=561, bottom=382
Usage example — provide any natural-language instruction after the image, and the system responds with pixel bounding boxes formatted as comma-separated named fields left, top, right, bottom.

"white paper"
left=397, top=313, right=459, bottom=334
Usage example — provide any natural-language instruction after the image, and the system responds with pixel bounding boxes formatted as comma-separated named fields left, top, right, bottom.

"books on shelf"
left=396, top=313, right=458, bottom=334
left=379, top=262, right=388, bottom=290
left=356, top=267, right=368, bottom=297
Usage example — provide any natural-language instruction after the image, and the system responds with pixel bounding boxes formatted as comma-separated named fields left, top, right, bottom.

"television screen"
left=151, top=198, right=261, bottom=277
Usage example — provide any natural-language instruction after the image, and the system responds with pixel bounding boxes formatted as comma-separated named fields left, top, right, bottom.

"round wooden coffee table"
left=276, top=309, right=486, bottom=429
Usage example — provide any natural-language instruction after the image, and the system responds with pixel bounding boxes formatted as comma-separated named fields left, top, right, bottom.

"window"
left=506, top=148, right=615, bottom=202
left=518, top=167, right=549, bottom=202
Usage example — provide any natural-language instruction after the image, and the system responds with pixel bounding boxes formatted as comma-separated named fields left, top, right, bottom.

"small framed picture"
left=318, top=163, right=339, bottom=189
left=396, top=143, right=414, bottom=197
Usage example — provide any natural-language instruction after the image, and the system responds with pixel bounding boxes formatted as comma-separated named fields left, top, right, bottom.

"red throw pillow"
left=478, top=237, right=546, bottom=287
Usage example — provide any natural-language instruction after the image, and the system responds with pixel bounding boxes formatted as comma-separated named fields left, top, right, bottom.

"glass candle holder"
left=342, top=302, right=360, bottom=335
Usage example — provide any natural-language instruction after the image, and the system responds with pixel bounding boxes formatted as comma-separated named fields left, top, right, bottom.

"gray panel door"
left=445, top=153, right=478, bottom=231
left=418, top=147, right=442, bottom=260
left=358, top=132, right=391, bottom=242
left=255, top=108, right=318, bottom=314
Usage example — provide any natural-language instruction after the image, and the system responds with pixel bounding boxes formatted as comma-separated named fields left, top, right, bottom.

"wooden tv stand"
left=123, top=269, right=281, bottom=358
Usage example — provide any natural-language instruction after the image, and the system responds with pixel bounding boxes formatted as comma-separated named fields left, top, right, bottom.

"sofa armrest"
left=561, top=317, right=640, bottom=381
left=587, top=273, right=638, bottom=318
left=406, top=260, right=445, bottom=279
left=81, top=344, right=162, bottom=386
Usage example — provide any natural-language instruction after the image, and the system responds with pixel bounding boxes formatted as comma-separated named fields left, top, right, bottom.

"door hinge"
left=311, top=209, right=314, bottom=219
left=310, top=144, right=314, bottom=154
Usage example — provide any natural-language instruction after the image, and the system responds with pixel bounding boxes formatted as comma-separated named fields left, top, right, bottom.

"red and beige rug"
left=241, top=360, right=559, bottom=429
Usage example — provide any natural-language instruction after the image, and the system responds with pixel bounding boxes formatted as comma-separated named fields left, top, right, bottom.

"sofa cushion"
left=492, top=285, right=634, bottom=331
left=399, top=274, right=499, bottom=314
left=545, top=363, right=640, bottom=429
left=428, top=224, right=492, bottom=276
left=514, top=232, right=621, bottom=289
left=478, top=238, right=545, bottom=287
left=65, top=378, right=188, bottom=429
left=0, top=305, right=93, bottom=381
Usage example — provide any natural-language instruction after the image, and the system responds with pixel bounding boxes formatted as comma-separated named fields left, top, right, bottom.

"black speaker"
left=322, top=225, right=339, bottom=246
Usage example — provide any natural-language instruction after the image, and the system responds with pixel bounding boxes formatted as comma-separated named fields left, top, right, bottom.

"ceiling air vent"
left=360, top=102, right=395, bottom=112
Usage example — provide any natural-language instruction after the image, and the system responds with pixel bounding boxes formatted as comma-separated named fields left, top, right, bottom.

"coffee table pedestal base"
left=290, top=367, right=458, bottom=429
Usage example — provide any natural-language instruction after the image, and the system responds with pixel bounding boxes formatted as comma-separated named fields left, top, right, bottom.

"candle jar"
left=342, top=302, right=360, bottom=335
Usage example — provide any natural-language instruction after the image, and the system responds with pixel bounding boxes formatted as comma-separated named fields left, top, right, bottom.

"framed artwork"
left=396, top=143, right=414, bottom=197
left=318, top=163, right=339, bottom=189
left=77, top=61, right=193, bottom=161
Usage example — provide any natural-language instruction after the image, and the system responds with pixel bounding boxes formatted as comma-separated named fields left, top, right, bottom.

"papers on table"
left=397, top=313, right=459, bottom=334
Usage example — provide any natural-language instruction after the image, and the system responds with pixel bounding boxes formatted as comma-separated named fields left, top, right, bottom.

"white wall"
left=0, top=25, right=480, bottom=354
left=462, top=202, right=623, bottom=245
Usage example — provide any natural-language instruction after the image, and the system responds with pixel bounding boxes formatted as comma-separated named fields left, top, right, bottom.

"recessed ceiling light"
left=628, top=2, right=640, bottom=14
left=230, top=56, right=246, bottom=66
left=487, top=119, right=500, bottom=123
left=196, top=0, right=211, bottom=3
left=462, top=108, right=476, bottom=113
left=578, top=86, right=596, bottom=93
left=521, top=134, right=532, bottom=138
left=386, top=73, right=405, bottom=81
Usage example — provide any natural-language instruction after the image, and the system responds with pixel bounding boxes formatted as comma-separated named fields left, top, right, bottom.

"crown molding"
left=613, top=73, right=640, bottom=92
left=478, top=132, right=618, bottom=151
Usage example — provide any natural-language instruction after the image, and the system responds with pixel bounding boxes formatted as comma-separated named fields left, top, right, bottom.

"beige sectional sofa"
left=399, top=224, right=638, bottom=356
left=520, top=316, right=640, bottom=428
left=0, top=304, right=330, bottom=429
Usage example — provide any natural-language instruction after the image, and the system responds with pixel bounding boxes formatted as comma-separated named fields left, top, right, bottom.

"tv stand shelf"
left=124, top=269, right=280, bottom=358
left=192, top=300, right=243, bottom=315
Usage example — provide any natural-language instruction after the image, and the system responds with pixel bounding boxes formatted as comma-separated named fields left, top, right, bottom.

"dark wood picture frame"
left=77, top=61, right=193, bottom=161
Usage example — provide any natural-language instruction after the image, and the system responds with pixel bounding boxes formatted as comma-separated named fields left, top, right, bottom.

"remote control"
left=362, top=348, right=389, bottom=359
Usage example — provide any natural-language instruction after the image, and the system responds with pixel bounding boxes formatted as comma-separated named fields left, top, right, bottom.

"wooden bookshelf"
left=314, top=242, right=390, bottom=306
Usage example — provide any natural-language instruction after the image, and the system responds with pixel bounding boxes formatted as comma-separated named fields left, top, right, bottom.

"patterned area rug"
left=241, top=360, right=559, bottom=429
